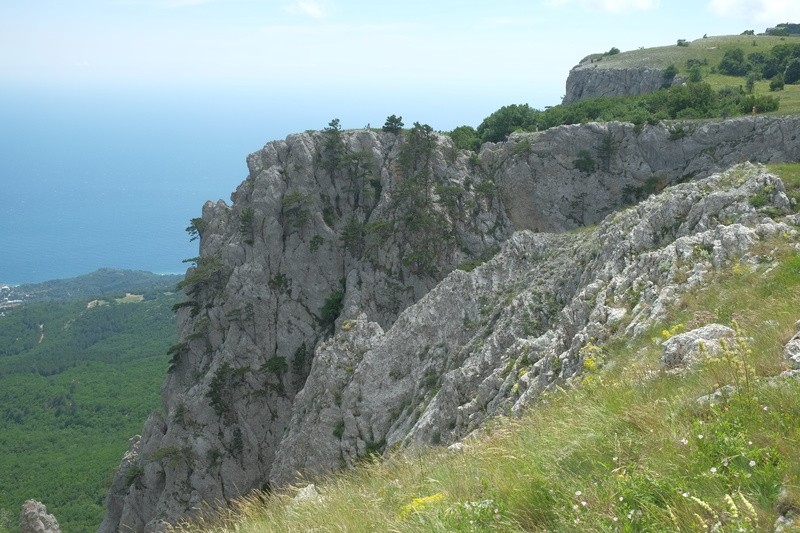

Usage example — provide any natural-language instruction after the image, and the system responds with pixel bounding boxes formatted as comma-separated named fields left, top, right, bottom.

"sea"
left=0, top=83, right=530, bottom=286
left=0, top=86, right=352, bottom=286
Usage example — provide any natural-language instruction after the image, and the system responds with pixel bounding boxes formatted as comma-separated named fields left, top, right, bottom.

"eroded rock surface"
left=100, top=109, right=800, bottom=532
left=563, top=63, right=672, bottom=104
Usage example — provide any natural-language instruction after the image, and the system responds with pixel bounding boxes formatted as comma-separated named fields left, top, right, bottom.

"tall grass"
left=172, top=165, right=800, bottom=532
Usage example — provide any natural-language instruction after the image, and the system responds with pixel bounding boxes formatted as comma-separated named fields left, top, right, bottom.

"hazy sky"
left=4, top=1, right=800, bottom=117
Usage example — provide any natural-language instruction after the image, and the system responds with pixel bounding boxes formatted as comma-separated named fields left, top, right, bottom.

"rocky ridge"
left=101, top=111, right=800, bottom=532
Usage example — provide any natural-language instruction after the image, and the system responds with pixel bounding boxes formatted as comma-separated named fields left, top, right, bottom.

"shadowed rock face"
left=100, top=111, right=800, bottom=532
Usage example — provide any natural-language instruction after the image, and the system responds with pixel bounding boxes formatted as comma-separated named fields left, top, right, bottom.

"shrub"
left=573, top=150, right=595, bottom=174
left=770, top=74, right=785, bottom=91
left=320, top=290, right=344, bottom=332
left=382, top=115, right=404, bottom=133
left=785, top=58, right=800, bottom=84
left=740, top=94, right=780, bottom=114
left=239, top=207, right=255, bottom=244
left=448, top=125, right=480, bottom=151
left=262, top=356, right=288, bottom=376
left=719, top=48, right=750, bottom=76
left=185, top=217, right=206, bottom=242
left=281, top=192, right=312, bottom=228
left=477, top=104, right=540, bottom=143
left=662, top=64, right=678, bottom=87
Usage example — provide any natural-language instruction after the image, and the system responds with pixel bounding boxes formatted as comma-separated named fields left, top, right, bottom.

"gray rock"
left=19, top=500, right=60, bottom=533
left=563, top=65, right=672, bottom=104
left=292, top=484, right=322, bottom=506
left=661, top=324, right=736, bottom=369
left=784, top=329, right=800, bottom=369
left=270, top=164, right=791, bottom=485
left=100, top=113, right=800, bottom=531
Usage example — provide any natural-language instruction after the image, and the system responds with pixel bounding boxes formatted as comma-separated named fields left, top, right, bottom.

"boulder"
left=19, top=501, right=60, bottom=533
left=661, top=324, right=736, bottom=369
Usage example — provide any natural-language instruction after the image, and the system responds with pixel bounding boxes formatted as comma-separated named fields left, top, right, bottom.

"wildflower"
left=748, top=441, right=753, bottom=446
left=573, top=504, right=579, bottom=511
left=722, top=459, right=729, bottom=467
left=575, top=490, right=582, bottom=496
left=680, top=437, right=688, bottom=445
left=763, top=405, right=768, bottom=411
left=581, top=501, right=587, bottom=507
left=710, top=467, right=718, bottom=473
left=698, top=434, right=704, bottom=439
left=737, top=492, right=757, bottom=520
left=683, top=492, right=690, bottom=498
left=725, top=494, right=739, bottom=518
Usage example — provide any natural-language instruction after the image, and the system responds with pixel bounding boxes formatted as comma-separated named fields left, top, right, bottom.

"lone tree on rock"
left=383, top=115, right=404, bottom=133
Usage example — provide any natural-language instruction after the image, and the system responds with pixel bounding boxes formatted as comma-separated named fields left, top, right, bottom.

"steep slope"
left=270, top=162, right=794, bottom=484
left=101, top=116, right=800, bottom=532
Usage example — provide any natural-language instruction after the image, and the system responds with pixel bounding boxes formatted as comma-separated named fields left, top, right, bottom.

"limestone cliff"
left=101, top=116, right=800, bottom=532
left=562, top=54, right=677, bottom=104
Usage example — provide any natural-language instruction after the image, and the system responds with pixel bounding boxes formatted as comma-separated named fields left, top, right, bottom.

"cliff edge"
left=101, top=115, right=800, bottom=532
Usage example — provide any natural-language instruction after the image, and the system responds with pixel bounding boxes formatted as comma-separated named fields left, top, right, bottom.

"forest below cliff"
left=0, top=273, right=179, bottom=532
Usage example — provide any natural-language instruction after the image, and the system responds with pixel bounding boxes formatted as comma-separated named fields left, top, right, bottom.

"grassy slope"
left=594, top=34, right=800, bottom=115
left=170, top=163, right=800, bottom=532
left=0, top=292, right=178, bottom=533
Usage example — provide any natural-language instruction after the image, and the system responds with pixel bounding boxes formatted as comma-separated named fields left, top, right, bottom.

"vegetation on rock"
left=170, top=164, right=800, bottom=533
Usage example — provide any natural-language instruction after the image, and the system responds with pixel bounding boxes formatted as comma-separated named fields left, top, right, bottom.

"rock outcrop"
left=661, top=324, right=736, bottom=369
left=101, top=109, right=800, bottom=531
left=19, top=500, right=60, bottom=533
left=563, top=55, right=677, bottom=104
left=270, top=163, right=793, bottom=484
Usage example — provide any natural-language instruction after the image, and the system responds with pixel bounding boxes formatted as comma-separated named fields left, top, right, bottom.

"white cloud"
left=708, top=0, right=800, bottom=25
left=544, top=0, right=659, bottom=12
left=284, top=0, right=329, bottom=19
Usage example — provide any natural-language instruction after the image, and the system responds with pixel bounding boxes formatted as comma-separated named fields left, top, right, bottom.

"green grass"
left=597, top=34, right=800, bottom=73
left=595, top=34, right=800, bottom=115
left=170, top=164, right=800, bottom=533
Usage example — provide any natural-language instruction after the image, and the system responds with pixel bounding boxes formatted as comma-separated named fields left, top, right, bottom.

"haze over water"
left=0, top=85, right=514, bottom=286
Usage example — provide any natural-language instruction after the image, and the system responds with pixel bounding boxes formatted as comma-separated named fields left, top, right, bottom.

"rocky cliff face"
left=101, top=115, right=800, bottom=532
left=562, top=55, right=676, bottom=104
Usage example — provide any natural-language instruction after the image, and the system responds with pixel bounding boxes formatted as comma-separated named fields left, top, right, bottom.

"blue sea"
left=0, top=86, right=358, bottom=285
left=0, top=83, right=535, bottom=286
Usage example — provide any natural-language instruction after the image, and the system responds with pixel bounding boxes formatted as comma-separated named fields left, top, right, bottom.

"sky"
left=3, top=0, right=800, bottom=131
left=1, top=0, right=800, bottom=283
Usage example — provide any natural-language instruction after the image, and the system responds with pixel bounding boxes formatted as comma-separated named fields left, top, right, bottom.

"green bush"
left=662, top=64, right=679, bottom=87
left=477, top=104, right=540, bottom=143
left=770, top=74, right=785, bottom=91
left=719, top=48, right=750, bottom=76
left=448, top=125, right=480, bottom=151
left=382, top=115, right=404, bottom=133
left=262, top=356, right=288, bottom=376
left=320, top=290, right=344, bottom=332
left=573, top=150, right=596, bottom=174
left=785, top=58, right=800, bottom=84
